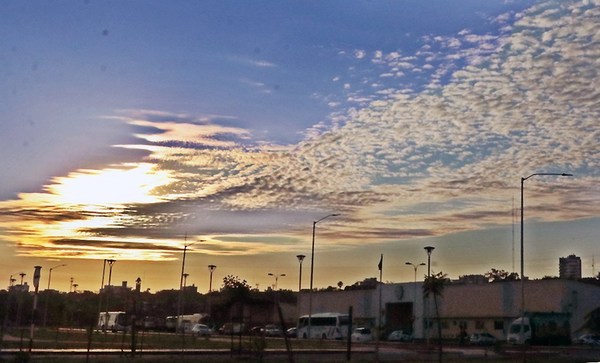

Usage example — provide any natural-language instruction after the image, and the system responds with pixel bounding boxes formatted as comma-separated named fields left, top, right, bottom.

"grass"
left=2, top=328, right=599, bottom=362
left=1, top=327, right=348, bottom=351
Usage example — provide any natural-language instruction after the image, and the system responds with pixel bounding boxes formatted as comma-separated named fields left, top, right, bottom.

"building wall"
left=297, top=283, right=425, bottom=338
left=298, top=280, right=600, bottom=341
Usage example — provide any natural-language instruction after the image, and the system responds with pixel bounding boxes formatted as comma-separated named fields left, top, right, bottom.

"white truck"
left=98, top=311, right=128, bottom=331
left=507, top=312, right=571, bottom=345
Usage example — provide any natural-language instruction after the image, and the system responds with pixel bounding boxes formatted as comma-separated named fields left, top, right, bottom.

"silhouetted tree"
left=485, top=268, right=519, bottom=282
left=221, top=275, right=251, bottom=302
left=222, top=275, right=251, bottom=292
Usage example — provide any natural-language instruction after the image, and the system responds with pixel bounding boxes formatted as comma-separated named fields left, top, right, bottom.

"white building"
left=297, top=279, right=600, bottom=341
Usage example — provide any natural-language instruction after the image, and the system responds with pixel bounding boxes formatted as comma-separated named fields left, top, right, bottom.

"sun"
left=46, top=163, right=173, bottom=207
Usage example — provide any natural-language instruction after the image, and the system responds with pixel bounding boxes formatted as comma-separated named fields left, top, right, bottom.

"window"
left=475, top=320, right=485, bottom=329
left=494, top=320, right=504, bottom=330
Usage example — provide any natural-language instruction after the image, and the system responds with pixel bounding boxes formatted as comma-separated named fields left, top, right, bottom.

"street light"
left=208, top=265, right=217, bottom=293
left=423, top=246, right=435, bottom=343
left=176, top=238, right=203, bottom=332
left=207, top=264, right=217, bottom=323
left=404, top=262, right=426, bottom=335
left=46, top=264, right=67, bottom=291
left=268, top=273, right=286, bottom=291
left=296, top=255, right=306, bottom=291
left=103, top=259, right=116, bottom=332
left=29, top=265, right=41, bottom=352
left=405, top=262, right=426, bottom=324
left=43, top=263, right=66, bottom=327
left=308, top=213, right=340, bottom=339
left=132, top=277, right=142, bottom=356
left=519, top=172, right=572, bottom=344
left=424, top=247, right=435, bottom=277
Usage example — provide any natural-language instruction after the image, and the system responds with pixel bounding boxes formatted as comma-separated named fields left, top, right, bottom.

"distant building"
left=8, top=283, right=29, bottom=293
left=560, top=254, right=582, bottom=280
left=183, top=284, right=198, bottom=293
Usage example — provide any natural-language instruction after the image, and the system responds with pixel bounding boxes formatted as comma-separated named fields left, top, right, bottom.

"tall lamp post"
left=308, top=213, right=339, bottom=339
left=29, top=266, right=42, bottom=352
left=132, top=277, right=141, bottom=356
left=424, top=247, right=435, bottom=277
left=43, top=263, right=66, bottom=327
left=207, top=264, right=216, bottom=324
left=519, top=172, right=571, bottom=344
left=208, top=265, right=217, bottom=293
left=405, top=262, right=425, bottom=333
left=423, top=246, right=435, bottom=343
left=103, top=259, right=116, bottom=332
left=296, top=255, right=305, bottom=291
left=176, top=239, right=203, bottom=332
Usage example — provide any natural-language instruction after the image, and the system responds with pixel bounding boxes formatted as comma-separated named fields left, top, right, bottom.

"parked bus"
left=296, top=312, right=350, bottom=339
left=98, top=311, right=128, bottom=331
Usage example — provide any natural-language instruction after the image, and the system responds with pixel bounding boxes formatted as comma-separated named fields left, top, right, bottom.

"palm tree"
left=423, top=271, right=449, bottom=362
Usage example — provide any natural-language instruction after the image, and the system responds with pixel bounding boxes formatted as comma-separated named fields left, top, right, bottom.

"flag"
left=378, top=254, right=383, bottom=271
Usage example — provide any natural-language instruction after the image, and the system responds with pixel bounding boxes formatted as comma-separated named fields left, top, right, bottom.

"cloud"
left=1, top=0, right=598, bottom=262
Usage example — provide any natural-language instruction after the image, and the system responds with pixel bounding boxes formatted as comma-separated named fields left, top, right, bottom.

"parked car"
left=470, top=332, right=497, bottom=346
left=191, top=323, right=212, bottom=337
left=219, top=322, right=245, bottom=335
left=351, top=327, right=373, bottom=342
left=263, top=324, right=283, bottom=337
left=387, top=330, right=413, bottom=342
left=578, top=333, right=600, bottom=346
left=286, top=327, right=297, bottom=338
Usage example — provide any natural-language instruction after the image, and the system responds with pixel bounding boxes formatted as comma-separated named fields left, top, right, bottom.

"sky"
left=1, top=0, right=598, bottom=294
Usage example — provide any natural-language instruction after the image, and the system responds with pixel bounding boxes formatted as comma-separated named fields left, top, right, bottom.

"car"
left=219, top=322, right=245, bottom=335
left=286, top=327, right=297, bottom=338
left=191, top=323, right=212, bottom=337
left=351, top=327, right=373, bottom=342
left=387, top=330, right=413, bottom=342
left=263, top=324, right=283, bottom=337
left=470, top=332, right=497, bottom=346
left=578, top=333, right=600, bottom=345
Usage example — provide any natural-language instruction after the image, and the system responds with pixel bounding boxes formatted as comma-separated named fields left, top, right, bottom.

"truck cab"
left=507, top=317, right=531, bottom=344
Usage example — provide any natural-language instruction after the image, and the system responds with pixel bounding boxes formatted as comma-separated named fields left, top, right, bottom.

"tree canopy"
left=485, top=268, right=519, bottom=282
left=221, top=275, right=251, bottom=292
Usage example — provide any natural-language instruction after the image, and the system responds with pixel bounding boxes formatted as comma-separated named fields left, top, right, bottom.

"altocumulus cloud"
left=0, top=0, right=598, bottom=260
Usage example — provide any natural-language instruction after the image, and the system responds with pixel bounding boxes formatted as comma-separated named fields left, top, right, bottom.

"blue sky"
left=1, top=0, right=598, bottom=292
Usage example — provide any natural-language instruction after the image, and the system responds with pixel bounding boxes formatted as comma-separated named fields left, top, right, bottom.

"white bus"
left=296, top=312, right=350, bottom=339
